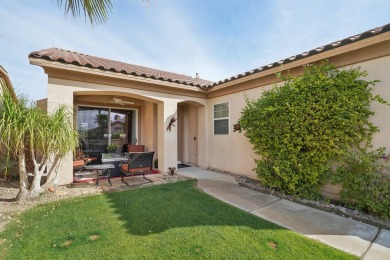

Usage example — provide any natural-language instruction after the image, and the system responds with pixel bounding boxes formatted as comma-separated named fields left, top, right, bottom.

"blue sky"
left=1, top=0, right=390, bottom=101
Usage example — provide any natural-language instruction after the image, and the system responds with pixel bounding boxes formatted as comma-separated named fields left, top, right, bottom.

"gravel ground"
left=236, top=175, right=390, bottom=230
left=0, top=180, right=100, bottom=233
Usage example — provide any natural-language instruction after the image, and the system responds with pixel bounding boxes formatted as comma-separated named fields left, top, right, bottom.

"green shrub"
left=239, top=62, right=385, bottom=197
left=333, top=148, right=390, bottom=219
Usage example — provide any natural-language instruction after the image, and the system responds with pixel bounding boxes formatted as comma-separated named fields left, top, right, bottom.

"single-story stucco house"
left=29, top=23, right=390, bottom=186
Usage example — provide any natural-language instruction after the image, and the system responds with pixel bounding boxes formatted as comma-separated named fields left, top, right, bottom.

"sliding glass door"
left=77, top=106, right=137, bottom=153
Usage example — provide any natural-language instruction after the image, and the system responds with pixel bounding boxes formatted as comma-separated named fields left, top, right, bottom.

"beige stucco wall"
left=206, top=84, right=274, bottom=179
left=206, top=55, right=390, bottom=179
left=143, top=101, right=156, bottom=152
left=46, top=80, right=76, bottom=185
left=356, top=56, right=390, bottom=150
left=197, top=105, right=208, bottom=167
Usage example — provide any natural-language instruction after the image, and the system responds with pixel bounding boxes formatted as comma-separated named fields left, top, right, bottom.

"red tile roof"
left=29, top=48, right=213, bottom=88
left=29, top=23, right=390, bottom=90
left=209, top=23, right=390, bottom=87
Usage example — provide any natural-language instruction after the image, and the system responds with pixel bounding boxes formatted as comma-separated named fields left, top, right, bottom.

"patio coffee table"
left=85, top=164, right=115, bottom=187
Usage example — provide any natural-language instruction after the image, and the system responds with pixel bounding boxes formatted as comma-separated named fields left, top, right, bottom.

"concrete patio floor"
left=178, top=166, right=390, bottom=259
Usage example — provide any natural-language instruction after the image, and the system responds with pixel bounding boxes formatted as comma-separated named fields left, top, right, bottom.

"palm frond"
left=57, top=0, right=113, bottom=25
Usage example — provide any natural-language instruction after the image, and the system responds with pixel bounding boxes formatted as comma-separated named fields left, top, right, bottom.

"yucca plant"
left=0, top=87, right=79, bottom=199
left=0, top=88, right=31, bottom=199
left=0, top=69, right=18, bottom=181
left=26, top=105, right=79, bottom=195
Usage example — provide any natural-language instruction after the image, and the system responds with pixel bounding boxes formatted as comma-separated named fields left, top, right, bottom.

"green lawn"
left=0, top=180, right=356, bottom=259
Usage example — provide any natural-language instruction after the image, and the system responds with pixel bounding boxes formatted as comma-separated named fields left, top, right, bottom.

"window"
left=214, top=102, right=229, bottom=135
left=77, top=106, right=138, bottom=152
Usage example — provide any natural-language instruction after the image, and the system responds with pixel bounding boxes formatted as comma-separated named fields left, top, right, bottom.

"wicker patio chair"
left=120, top=151, right=155, bottom=181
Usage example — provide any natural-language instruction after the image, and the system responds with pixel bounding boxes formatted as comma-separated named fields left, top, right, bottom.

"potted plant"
left=154, top=158, right=158, bottom=168
left=107, top=144, right=118, bottom=153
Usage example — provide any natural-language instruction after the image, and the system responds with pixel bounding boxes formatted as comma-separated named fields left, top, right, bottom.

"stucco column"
left=46, top=80, right=74, bottom=185
left=157, top=100, right=178, bottom=173
left=197, top=105, right=208, bottom=167
left=144, top=101, right=155, bottom=152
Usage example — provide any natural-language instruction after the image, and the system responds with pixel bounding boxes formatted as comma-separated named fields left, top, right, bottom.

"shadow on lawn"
left=104, top=179, right=284, bottom=236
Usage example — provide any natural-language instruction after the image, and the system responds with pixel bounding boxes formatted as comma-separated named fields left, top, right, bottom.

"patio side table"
left=85, top=164, right=115, bottom=187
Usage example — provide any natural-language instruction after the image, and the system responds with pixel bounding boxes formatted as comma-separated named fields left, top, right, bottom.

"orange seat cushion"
left=73, top=160, right=85, bottom=168
left=121, top=163, right=150, bottom=174
left=127, top=145, right=145, bottom=153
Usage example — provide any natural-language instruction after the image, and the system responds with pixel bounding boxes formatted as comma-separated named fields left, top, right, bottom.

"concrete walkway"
left=178, top=167, right=390, bottom=259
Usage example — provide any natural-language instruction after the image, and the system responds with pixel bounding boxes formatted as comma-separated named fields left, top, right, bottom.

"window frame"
left=213, top=102, right=230, bottom=135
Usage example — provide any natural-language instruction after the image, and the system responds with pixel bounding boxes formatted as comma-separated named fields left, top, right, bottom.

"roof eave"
left=208, top=30, right=390, bottom=92
left=29, top=57, right=208, bottom=93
